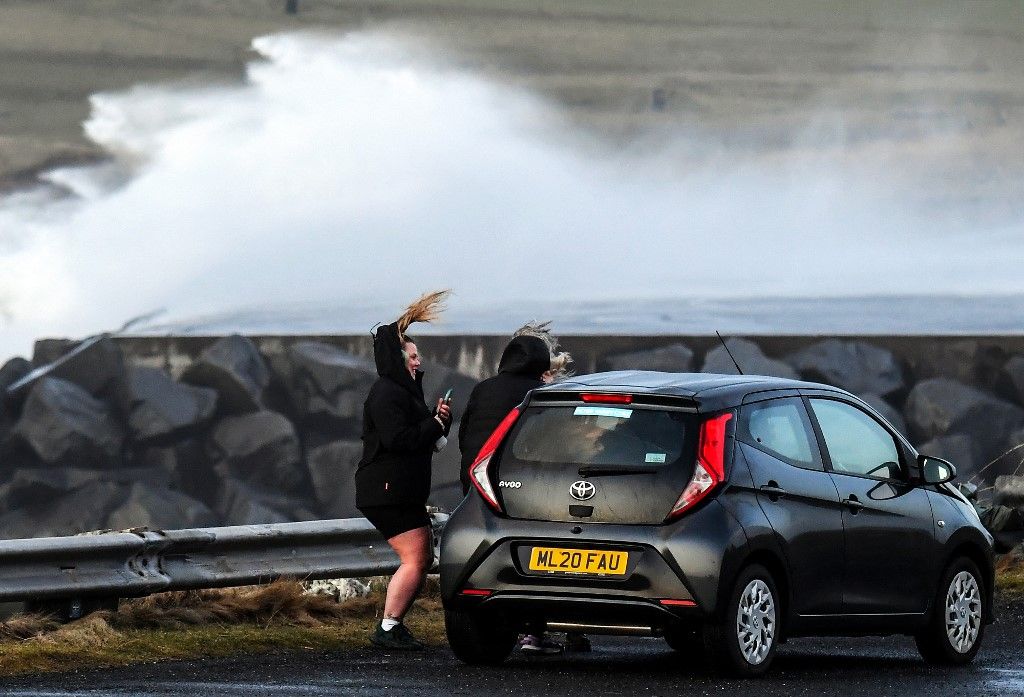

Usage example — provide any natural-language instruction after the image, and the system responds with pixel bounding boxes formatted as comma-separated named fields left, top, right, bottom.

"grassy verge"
left=0, top=581, right=444, bottom=678
left=996, top=556, right=1024, bottom=597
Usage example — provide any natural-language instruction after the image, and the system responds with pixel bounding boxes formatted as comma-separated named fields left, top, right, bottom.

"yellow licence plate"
left=527, top=547, right=629, bottom=575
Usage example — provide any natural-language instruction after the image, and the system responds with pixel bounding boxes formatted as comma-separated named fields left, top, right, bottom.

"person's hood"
left=372, top=321, right=421, bottom=394
left=497, top=335, right=550, bottom=379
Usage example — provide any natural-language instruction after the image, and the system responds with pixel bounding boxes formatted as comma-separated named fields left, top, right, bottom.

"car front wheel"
left=915, top=557, right=986, bottom=664
left=703, top=563, right=780, bottom=677
left=445, top=608, right=518, bottom=665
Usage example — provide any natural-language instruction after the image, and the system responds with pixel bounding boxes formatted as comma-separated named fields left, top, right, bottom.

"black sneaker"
left=370, top=621, right=425, bottom=651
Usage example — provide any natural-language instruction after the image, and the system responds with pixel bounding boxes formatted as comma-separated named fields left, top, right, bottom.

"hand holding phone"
left=435, top=388, right=453, bottom=425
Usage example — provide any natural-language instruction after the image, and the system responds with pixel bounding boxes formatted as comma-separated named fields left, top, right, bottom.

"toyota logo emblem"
left=570, top=480, right=596, bottom=501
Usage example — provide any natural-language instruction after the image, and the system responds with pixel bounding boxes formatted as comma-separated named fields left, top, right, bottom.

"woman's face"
left=403, top=341, right=421, bottom=377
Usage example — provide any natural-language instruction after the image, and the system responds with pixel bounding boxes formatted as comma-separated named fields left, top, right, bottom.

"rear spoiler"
left=527, top=390, right=699, bottom=412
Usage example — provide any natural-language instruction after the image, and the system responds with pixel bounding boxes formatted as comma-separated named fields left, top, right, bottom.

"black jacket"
left=458, top=335, right=551, bottom=493
left=355, top=322, right=445, bottom=508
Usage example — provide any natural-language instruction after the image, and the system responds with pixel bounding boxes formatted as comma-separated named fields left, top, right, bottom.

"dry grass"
left=996, top=555, right=1024, bottom=597
left=0, top=580, right=444, bottom=677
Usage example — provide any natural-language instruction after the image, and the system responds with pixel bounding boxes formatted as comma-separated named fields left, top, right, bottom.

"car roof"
left=540, top=371, right=848, bottom=411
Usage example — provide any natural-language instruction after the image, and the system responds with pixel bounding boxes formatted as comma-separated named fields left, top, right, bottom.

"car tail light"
left=468, top=407, right=521, bottom=512
left=659, top=598, right=697, bottom=607
left=666, top=412, right=733, bottom=521
left=460, top=588, right=493, bottom=597
left=581, top=393, right=633, bottom=404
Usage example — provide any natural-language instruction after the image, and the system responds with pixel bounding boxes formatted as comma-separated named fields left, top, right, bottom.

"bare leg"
left=383, top=525, right=431, bottom=621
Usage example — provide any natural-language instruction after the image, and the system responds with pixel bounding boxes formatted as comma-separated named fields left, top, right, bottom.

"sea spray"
left=0, top=31, right=1021, bottom=358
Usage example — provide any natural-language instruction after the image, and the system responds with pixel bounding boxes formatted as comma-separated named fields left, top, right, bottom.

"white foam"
left=0, top=31, right=1020, bottom=358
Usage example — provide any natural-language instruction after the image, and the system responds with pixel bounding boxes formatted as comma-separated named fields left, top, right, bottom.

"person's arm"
left=370, top=389, right=444, bottom=453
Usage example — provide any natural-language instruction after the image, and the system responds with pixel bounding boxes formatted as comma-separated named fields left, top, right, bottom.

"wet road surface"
left=4, top=612, right=1024, bottom=697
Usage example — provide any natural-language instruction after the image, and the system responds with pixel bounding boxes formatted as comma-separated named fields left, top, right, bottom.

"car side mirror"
left=919, top=455, right=957, bottom=484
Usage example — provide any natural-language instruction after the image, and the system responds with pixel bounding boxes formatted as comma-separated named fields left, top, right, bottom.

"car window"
left=507, top=405, right=695, bottom=468
left=808, top=399, right=903, bottom=480
left=739, top=397, right=822, bottom=471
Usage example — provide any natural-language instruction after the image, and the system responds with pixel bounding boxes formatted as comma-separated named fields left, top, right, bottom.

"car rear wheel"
left=915, top=557, right=985, bottom=665
left=703, top=563, right=779, bottom=677
left=445, top=608, right=518, bottom=665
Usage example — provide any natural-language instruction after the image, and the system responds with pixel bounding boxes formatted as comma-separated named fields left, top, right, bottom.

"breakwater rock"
left=3, top=333, right=1024, bottom=539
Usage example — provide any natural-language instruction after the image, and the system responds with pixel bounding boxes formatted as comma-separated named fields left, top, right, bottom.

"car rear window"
left=504, top=405, right=696, bottom=468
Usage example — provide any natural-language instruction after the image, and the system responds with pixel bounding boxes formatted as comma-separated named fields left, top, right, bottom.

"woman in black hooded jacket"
left=356, top=291, right=452, bottom=651
left=458, top=322, right=582, bottom=654
left=458, top=333, right=552, bottom=494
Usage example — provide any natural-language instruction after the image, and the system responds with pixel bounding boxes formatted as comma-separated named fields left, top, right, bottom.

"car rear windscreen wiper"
left=578, top=465, right=659, bottom=477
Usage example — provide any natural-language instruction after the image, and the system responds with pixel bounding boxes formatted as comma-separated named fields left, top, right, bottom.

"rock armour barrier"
left=3, top=333, right=1024, bottom=539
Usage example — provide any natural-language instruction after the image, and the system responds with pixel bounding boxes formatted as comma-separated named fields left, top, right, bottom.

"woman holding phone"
left=356, top=290, right=453, bottom=650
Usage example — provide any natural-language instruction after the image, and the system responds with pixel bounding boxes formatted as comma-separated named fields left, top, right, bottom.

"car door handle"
left=842, top=495, right=864, bottom=512
left=759, top=484, right=788, bottom=500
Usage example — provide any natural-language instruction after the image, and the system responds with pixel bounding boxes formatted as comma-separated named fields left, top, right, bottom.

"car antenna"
left=716, top=331, right=744, bottom=375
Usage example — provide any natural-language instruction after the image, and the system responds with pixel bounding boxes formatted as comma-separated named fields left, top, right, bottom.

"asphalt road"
left=4, top=602, right=1024, bottom=697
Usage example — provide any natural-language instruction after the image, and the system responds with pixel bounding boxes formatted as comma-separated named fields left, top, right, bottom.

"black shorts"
left=360, top=505, right=430, bottom=540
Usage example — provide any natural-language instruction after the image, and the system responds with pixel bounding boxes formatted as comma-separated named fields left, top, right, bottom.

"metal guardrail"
left=0, top=514, right=447, bottom=614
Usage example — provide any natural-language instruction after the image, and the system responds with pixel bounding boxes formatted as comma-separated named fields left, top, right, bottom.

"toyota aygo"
left=439, top=372, right=995, bottom=676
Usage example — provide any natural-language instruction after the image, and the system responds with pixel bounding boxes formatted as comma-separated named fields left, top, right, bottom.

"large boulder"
left=903, top=340, right=1007, bottom=391
left=0, top=356, right=31, bottom=397
left=17, top=336, right=128, bottom=402
left=0, top=464, right=176, bottom=514
left=903, top=339, right=979, bottom=384
left=994, top=475, right=1024, bottom=509
left=983, top=427, right=1024, bottom=482
left=207, top=411, right=304, bottom=492
left=306, top=440, right=363, bottom=519
left=0, top=481, right=129, bottom=539
left=903, top=378, right=1024, bottom=459
left=787, top=339, right=904, bottom=396
left=182, top=335, right=269, bottom=414
left=134, top=440, right=217, bottom=506
left=106, top=482, right=219, bottom=530
left=0, top=356, right=32, bottom=425
left=916, top=433, right=983, bottom=481
left=600, top=343, right=694, bottom=373
left=859, top=393, right=908, bottom=437
left=1, top=359, right=32, bottom=443
left=284, top=342, right=376, bottom=427
left=215, top=477, right=317, bottom=526
left=124, top=366, right=217, bottom=443
left=12, top=377, right=124, bottom=468
left=701, top=338, right=798, bottom=379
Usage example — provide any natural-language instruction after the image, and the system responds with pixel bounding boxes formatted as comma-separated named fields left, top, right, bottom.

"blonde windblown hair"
left=396, top=289, right=451, bottom=341
left=513, top=320, right=573, bottom=380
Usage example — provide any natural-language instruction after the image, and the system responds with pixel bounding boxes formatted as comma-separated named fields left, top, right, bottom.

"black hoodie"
left=458, top=335, right=551, bottom=493
left=355, top=321, right=445, bottom=508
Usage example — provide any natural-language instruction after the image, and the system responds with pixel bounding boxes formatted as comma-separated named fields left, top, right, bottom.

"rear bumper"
left=440, top=493, right=748, bottom=627
left=453, top=592, right=698, bottom=634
